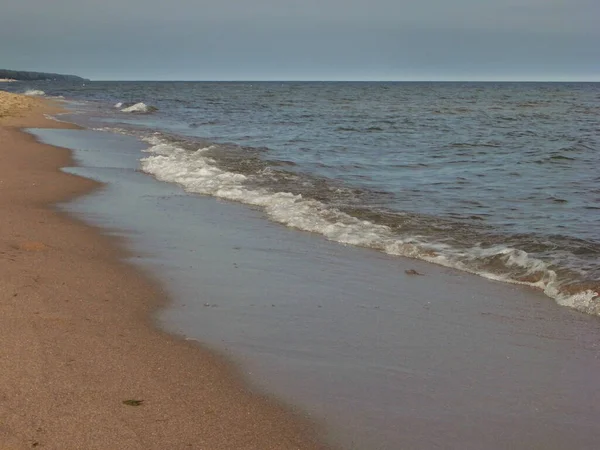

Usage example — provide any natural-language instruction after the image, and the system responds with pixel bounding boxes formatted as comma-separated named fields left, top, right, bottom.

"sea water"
left=14, top=81, right=598, bottom=313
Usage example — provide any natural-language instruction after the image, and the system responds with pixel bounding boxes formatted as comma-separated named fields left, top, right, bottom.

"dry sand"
left=0, top=91, right=331, bottom=449
left=0, top=91, right=50, bottom=121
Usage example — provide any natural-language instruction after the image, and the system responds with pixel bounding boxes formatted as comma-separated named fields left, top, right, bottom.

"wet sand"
left=30, top=126, right=600, bottom=449
left=0, top=92, right=331, bottom=449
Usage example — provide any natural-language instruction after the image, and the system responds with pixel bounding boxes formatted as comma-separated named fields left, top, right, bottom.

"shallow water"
left=31, top=127, right=600, bottom=450
left=10, top=81, right=599, bottom=313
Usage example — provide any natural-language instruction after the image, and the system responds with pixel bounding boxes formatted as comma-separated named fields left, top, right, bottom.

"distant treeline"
left=0, top=69, right=88, bottom=82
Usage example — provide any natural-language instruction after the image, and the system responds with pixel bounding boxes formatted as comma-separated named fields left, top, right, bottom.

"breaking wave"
left=139, top=134, right=599, bottom=316
left=120, top=102, right=158, bottom=113
left=23, top=89, right=45, bottom=96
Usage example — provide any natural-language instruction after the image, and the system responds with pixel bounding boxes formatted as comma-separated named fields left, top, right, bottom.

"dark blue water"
left=11, top=81, right=600, bottom=313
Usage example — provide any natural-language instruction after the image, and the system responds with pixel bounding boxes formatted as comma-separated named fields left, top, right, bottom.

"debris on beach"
left=405, top=269, right=425, bottom=276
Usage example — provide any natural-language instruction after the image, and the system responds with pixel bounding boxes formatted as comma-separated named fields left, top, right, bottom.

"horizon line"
left=87, top=78, right=600, bottom=83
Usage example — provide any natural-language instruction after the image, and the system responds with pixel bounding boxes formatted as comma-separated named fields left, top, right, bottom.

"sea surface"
left=12, top=81, right=600, bottom=313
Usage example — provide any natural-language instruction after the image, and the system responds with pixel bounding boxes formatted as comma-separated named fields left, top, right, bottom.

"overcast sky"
left=1, top=0, right=598, bottom=80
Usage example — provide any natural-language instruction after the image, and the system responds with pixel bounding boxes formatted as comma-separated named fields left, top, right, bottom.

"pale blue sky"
left=1, top=0, right=598, bottom=81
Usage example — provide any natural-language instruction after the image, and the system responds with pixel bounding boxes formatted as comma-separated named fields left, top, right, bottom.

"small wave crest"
left=23, top=89, right=45, bottom=96
left=120, top=102, right=158, bottom=113
left=139, top=135, right=599, bottom=316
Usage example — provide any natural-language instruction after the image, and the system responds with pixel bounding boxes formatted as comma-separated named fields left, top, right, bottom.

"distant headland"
left=0, top=69, right=89, bottom=82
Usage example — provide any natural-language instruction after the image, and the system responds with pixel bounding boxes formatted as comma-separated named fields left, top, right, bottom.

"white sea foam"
left=140, top=135, right=599, bottom=315
left=23, top=89, right=45, bottom=96
left=114, top=102, right=123, bottom=108
left=42, top=114, right=71, bottom=124
left=92, top=126, right=131, bottom=135
left=121, top=102, right=156, bottom=113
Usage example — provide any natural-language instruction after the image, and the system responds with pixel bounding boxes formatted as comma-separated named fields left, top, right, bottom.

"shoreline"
left=0, top=93, right=332, bottom=448
left=5, top=89, right=600, bottom=449
left=30, top=125, right=600, bottom=449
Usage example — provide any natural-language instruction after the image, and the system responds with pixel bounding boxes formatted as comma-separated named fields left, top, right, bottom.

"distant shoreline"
left=0, top=69, right=88, bottom=82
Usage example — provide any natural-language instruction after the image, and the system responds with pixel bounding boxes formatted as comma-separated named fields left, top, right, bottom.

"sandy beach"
left=4, top=88, right=600, bottom=449
left=0, top=92, right=331, bottom=449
